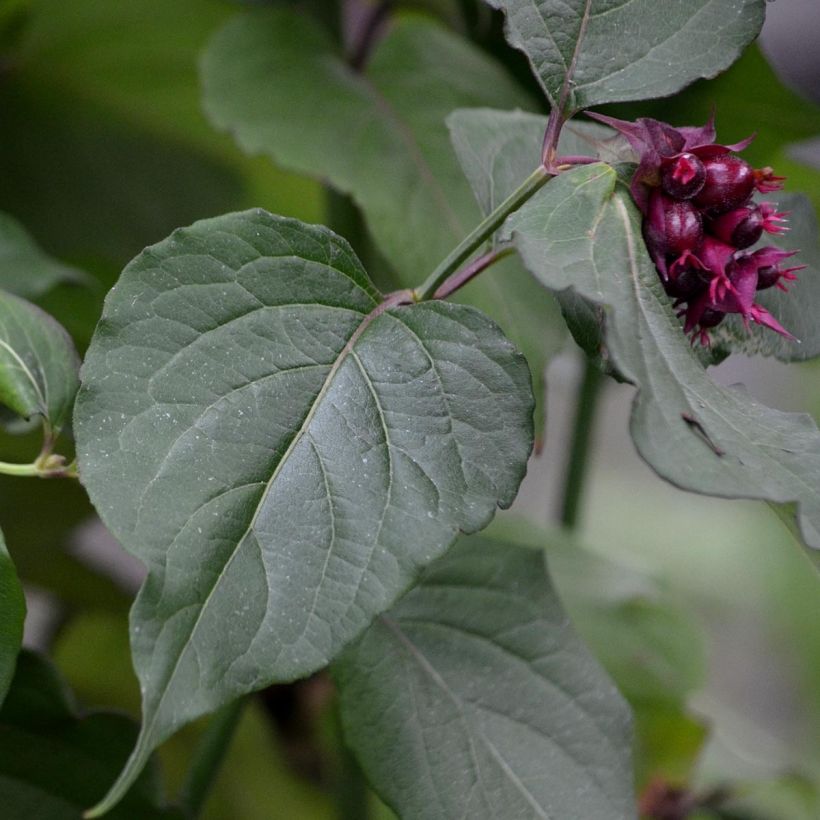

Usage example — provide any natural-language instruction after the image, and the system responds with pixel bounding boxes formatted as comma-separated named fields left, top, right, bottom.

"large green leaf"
left=0, top=290, right=80, bottom=433
left=201, top=10, right=532, bottom=282
left=0, top=528, right=25, bottom=706
left=334, top=536, right=635, bottom=820
left=75, top=210, right=534, bottom=813
left=503, top=162, right=820, bottom=549
left=200, top=10, right=562, bottom=425
left=0, top=212, right=88, bottom=300
left=486, top=0, right=765, bottom=113
left=0, top=651, right=179, bottom=819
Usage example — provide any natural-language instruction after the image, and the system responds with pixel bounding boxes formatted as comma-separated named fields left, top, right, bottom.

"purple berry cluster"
left=589, top=113, right=802, bottom=345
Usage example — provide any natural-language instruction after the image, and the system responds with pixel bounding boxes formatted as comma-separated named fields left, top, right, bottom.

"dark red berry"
left=709, top=205, right=764, bottom=249
left=756, top=265, right=779, bottom=290
left=662, top=198, right=703, bottom=255
left=664, top=267, right=709, bottom=300
left=698, top=308, right=725, bottom=328
left=693, top=155, right=755, bottom=213
left=661, top=153, right=706, bottom=199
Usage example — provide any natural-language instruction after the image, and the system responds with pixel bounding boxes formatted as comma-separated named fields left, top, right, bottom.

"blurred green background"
left=1, top=0, right=819, bottom=818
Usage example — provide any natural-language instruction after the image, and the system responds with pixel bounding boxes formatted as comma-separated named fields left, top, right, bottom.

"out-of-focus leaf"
left=335, top=536, right=635, bottom=820
left=201, top=10, right=532, bottom=283
left=0, top=651, right=180, bottom=819
left=547, top=536, right=706, bottom=705
left=0, top=527, right=25, bottom=706
left=720, top=775, right=820, bottom=820
left=633, top=705, right=709, bottom=789
left=200, top=9, right=566, bottom=418
left=75, top=210, right=534, bottom=813
left=504, top=161, right=820, bottom=550
left=0, top=212, right=89, bottom=299
left=0, top=290, right=80, bottom=433
left=53, top=610, right=336, bottom=820
left=486, top=0, right=764, bottom=112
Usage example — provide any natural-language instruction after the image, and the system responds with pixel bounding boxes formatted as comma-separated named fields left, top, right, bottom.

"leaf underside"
left=487, top=0, right=766, bottom=112
left=504, top=162, right=820, bottom=549
left=0, top=211, right=88, bottom=300
left=0, top=289, right=81, bottom=433
left=74, top=209, right=534, bottom=811
left=0, top=528, right=25, bottom=707
left=0, top=651, right=178, bottom=819
left=335, top=536, right=635, bottom=820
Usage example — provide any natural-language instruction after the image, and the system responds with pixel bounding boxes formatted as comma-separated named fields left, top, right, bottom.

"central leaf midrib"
left=140, top=295, right=390, bottom=747
left=381, top=614, right=551, bottom=819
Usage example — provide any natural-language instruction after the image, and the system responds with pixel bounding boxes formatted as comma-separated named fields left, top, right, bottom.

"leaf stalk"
left=413, top=165, right=551, bottom=301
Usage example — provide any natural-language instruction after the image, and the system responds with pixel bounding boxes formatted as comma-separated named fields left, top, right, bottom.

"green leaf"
left=334, top=536, right=635, bottom=820
left=609, top=46, right=820, bottom=172
left=447, top=108, right=614, bottom=358
left=546, top=535, right=706, bottom=706
left=201, top=10, right=531, bottom=283
left=0, top=289, right=80, bottom=433
left=487, top=0, right=765, bottom=113
left=0, top=651, right=180, bottom=819
left=200, top=10, right=561, bottom=428
left=503, top=162, right=820, bottom=549
left=0, top=212, right=89, bottom=300
left=0, top=528, right=25, bottom=707
left=74, top=210, right=534, bottom=813
left=712, top=193, right=820, bottom=361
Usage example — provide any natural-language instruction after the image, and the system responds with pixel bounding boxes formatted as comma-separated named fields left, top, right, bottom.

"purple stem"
left=349, top=0, right=393, bottom=71
left=432, top=248, right=514, bottom=301
left=555, top=154, right=598, bottom=166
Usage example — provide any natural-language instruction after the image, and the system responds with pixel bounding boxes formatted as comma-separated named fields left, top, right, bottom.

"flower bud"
left=693, top=155, right=755, bottom=213
left=661, top=153, right=706, bottom=199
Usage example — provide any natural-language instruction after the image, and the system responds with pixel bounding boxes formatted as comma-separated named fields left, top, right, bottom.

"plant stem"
left=332, top=701, right=369, bottom=820
left=348, top=0, right=393, bottom=71
left=432, top=246, right=514, bottom=300
left=0, top=460, right=40, bottom=477
left=413, top=165, right=551, bottom=301
left=559, top=357, right=603, bottom=529
left=178, top=697, right=246, bottom=818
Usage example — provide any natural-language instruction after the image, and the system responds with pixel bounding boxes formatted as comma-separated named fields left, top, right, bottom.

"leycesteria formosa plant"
left=591, top=111, right=801, bottom=345
left=1, top=1, right=820, bottom=819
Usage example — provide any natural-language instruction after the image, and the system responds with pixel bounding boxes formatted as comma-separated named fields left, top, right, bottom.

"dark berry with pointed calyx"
left=664, top=267, right=708, bottom=300
left=756, top=266, right=780, bottom=290
left=698, top=308, right=725, bottom=329
left=693, top=155, right=755, bottom=213
left=661, top=153, right=706, bottom=199
left=709, top=205, right=764, bottom=249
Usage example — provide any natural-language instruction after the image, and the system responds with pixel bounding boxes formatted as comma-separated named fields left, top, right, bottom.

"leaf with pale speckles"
left=75, top=209, right=534, bottom=814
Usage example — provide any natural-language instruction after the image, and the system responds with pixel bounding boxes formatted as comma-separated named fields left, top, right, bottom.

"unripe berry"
left=693, top=155, right=755, bottom=213
left=661, top=153, right=706, bottom=199
left=709, top=205, right=763, bottom=249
